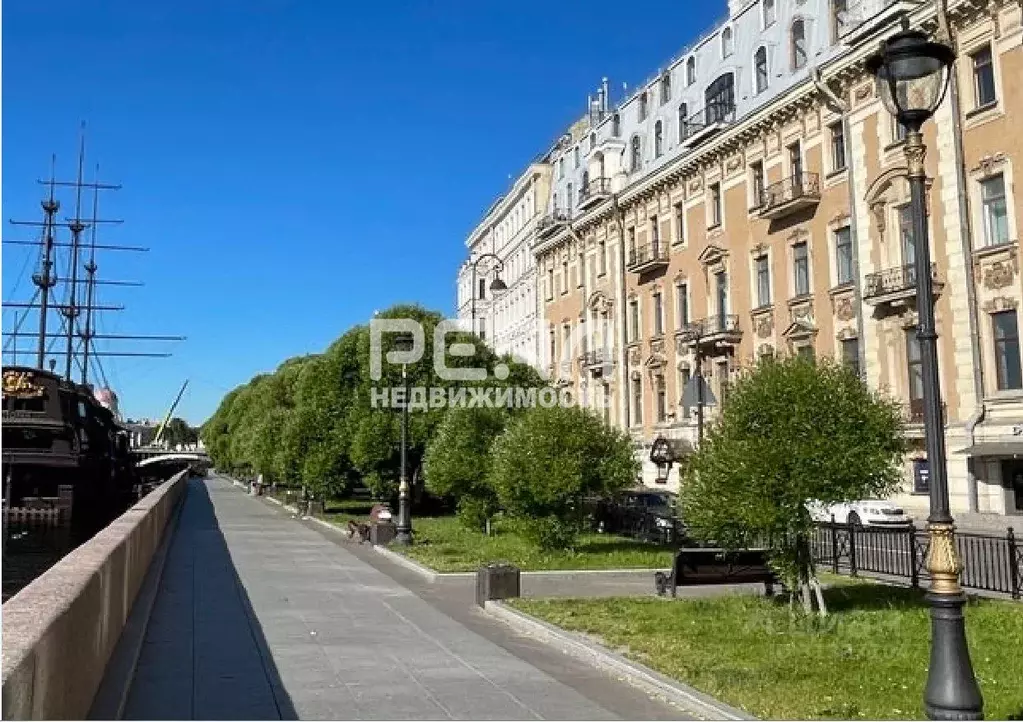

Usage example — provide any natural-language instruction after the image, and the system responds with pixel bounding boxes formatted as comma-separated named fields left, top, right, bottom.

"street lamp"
left=469, top=253, right=508, bottom=339
left=866, top=29, right=983, bottom=721
left=393, top=331, right=414, bottom=546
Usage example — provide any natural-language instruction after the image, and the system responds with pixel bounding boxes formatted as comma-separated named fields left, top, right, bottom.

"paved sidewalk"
left=121, top=477, right=693, bottom=720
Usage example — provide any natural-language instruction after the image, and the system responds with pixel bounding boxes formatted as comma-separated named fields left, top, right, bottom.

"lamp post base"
left=394, top=528, right=412, bottom=546
left=923, top=591, right=984, bottom=720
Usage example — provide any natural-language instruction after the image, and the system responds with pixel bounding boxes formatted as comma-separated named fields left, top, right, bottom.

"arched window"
left=763, top=0, right=776, bottom=27
left=755, top=47, right=769, bottom=93
left=678, top=103, right=689, bottom=141
left=705, top=74, right=735, bottom=124
left=660, top=74, right=671, bottom=104
left=721, top=27, right=734, bottom=58
left=791, top=19, right=807, bottom=70
left=612, top=113, right=621, bottom=137
left=654, top=121, right=664, bottom=158
left=686, top=57, right=697, bottom=86
left=630, top=136, right=642, bottom=172
left=639, top=91, right=649, bottom=121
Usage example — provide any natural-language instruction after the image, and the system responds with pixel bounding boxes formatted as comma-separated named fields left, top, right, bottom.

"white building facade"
left=456, top=162, right=553, bottom=367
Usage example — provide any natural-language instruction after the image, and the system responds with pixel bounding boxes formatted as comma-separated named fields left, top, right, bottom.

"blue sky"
left=2, top=0, right=722, bottom=425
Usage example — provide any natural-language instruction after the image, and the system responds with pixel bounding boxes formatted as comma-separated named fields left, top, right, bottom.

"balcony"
left=758, top=173, right=821, bottom=220
left=579, top=348, right=614, bottom=375
left=626, top=242, right=669, bottom=274
left=536, top=209, right=569, bottom=239
left=578, top=177, right=611, bottom=211
left=681, top=103, right=736, bottom=149
left=677, top=314, right=742, bottom=348
left=862, top=263, right=942, bottom=307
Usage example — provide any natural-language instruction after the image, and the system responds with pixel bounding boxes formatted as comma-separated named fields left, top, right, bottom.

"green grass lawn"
left=510, top=583, right=1023, bottom=720
left=318, top=505, right=676, bottom=572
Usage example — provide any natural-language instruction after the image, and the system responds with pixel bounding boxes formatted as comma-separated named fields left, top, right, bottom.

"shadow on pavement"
left=122, top=478, right=298, bottom=720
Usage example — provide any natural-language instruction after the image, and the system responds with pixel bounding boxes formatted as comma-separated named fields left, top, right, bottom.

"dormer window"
left=686, top=57, right=696, bottom=86
left=755, top=47, right=769, bottom=93
left=791, top=19, right=807, bottom=70
left=660, top=74, right=671, bottom=104
left=630, top=136, right=642, bottom=172
left=721, top=27, right=734, bottom=58
left=639, top=92, right=649, bottom=121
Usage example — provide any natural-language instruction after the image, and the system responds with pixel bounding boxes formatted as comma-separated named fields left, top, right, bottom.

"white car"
left=808, top=499, right=913, bottom=528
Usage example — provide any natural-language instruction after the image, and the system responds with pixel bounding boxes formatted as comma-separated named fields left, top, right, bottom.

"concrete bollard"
left=476, top=562, right=521, bottom=607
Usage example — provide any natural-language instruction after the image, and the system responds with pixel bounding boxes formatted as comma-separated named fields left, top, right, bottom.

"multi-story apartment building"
left=456, top=161, right=555, bottom=367
left=529, top=0, right=1023, bottom=518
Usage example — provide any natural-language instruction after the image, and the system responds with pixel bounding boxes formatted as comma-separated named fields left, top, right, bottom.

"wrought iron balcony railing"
left=759, top=173, right=821, bottom=218
left=579, top=177, right=611, bottom=207
left=681, top=102, right=736, bottom=145
left=626, top=242, right=670, bottom=272
left=863, top=263, right=940, bottom=301
left=678, top=314, right=742, bottom=342
left=580, top=348, right=614, bottom=369
left=536, top=209, right=570, bottom=237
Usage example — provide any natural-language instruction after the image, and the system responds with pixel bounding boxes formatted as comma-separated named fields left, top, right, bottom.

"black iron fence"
left=594, top=500, right=1022, bottom=599
left=810, top=522, right=1021, bottom=598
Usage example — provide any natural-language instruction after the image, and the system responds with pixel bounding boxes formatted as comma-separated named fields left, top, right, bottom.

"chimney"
left=602, top=77, right=610, bottom=111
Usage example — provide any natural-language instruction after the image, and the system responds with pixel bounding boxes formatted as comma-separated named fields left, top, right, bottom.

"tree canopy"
left=679, top=355, right=907, bottom=615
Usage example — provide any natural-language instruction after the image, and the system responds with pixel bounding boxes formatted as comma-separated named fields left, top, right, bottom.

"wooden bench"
left=654, top=547, right=779, bottom=597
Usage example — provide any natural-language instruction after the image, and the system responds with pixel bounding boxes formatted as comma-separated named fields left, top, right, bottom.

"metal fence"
left=810, top=522, right=1022, bottom=599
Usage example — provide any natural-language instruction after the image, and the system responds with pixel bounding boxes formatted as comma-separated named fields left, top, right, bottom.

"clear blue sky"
left=2, top=0, right=722, bottom=425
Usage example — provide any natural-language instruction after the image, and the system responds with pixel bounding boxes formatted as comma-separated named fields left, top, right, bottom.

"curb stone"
left=484, top=600, right=757, bottom=722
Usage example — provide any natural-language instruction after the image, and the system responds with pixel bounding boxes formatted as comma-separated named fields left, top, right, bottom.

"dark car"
left=595, top=488, right=684, bottom=543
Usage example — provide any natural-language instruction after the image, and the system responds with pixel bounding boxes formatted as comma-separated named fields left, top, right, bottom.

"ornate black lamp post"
left=650, top=436, right=674, bottom=484
left=469, top=253, right=508, bottom=338
left=393, top=331, right=414, bottom=545
left=866, top=29, right=984, bottom=721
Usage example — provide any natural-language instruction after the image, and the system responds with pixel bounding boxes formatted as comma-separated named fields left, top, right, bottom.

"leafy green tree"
left=679, top=355, right=907, bottom=616
left=423, top=406, right=508, bottom=532
left=488, top=404, right=639, bottom=550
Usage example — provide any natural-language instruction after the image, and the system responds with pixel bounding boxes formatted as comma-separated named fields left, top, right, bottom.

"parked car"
left=594, top=489, right=684, bottom=541
left=809, top=499, right=913, bottom=528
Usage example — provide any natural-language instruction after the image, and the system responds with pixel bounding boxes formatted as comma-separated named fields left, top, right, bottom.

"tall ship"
left=2, top=132, right=182, bottom=533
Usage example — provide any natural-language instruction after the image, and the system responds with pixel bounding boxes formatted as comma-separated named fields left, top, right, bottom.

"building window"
left=578, top=251, right=585, bottom=288
left=763, top=0, right=776, bottom=27
left=899, top=205, right=916, bottom=268
left=906, top=329, right=924, bottom=407
left=797, top=345, right=815, bottom=361
left=599, top=240, right=607, bottom=275
left=655, top=375, right=667, bottom=422
left=830, top=121, right=846, bottom=171
left=722, top=27, right=734, bottom=58
left=973, top=46, right=997, bottom=108
left=791, top=19, right=807, bottom=71
left=706, top=73, right=735, bottom=124
left=754, top=47, right=769, bottom=93
left=558, top=157, right=565, bottom=178
left=679, top=367, right=691, bottom=417
left=686, top=57, right=696, bottom=86
left=981, top=174, right=1009, bottom=247
left=573, top=146, right=580, bottom=168
left=630, top=136, right=642, bottom=172
left=632, top=377, right=643, bottom=426
left=660, top=74, right=671, bottom=104
left=629, top=299, right=640, bottom=342
left=750, top=161, right=765, bottom=208
left=561, top=260, right=568, bottom=294
left=835, top=225, right=853, bottom=285
left=589, top=132, right=596, bottom=151
left=676, top=282, right=689, bottom=328
left=478, top=278, right=486, bottom=300
left=546, top=268, right=554, bottom=300
left=756, top=255, right=771, bottom=307
left=831, top=0, right=847, bottom=42
left=654, top=121, right=664, bottom=158
left=612, top=113, right=621, bottom=137
left=562, top=324, right=571, bottom=361
left=994, top=310, right=1023, bottom=390
left=653, top=292, right=664, bottom=336
left=842, top=337, right=860, bottom=378
left=709, top=182, right=722, bottom=227
left=715, top=270, right=729, bottom=319
left=478, top=317, right=486, bottom=340
left=566, top=182, right=574, bottom=211
left=651, top=214, right=660, bottom=253
left=639, top=91, right=648, bottom=121
left=674, top=202, right=685, bottom=244
left=549, top=327, right=556, bottom=362
left=793, top=241, right=810, bottom=296
left=717, top=360, right=730, bottom=403
left=678, top=103, right=690, bottom=142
